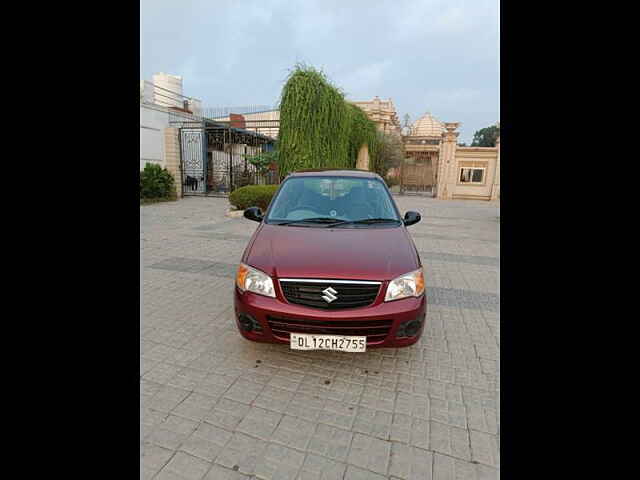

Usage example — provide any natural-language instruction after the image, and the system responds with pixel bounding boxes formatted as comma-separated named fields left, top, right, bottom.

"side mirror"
left=403, top=211, right=421, bottom=226
left=244, top=207, right=264, bottom=222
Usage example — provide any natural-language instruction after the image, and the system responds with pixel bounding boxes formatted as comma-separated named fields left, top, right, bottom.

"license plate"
left=290, top=333, right=367, bottom=352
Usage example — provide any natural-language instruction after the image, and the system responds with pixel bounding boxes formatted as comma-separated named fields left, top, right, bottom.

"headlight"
left=236, top=263, right=275, bottom=298
left=384, top=268, right=425, bottom=302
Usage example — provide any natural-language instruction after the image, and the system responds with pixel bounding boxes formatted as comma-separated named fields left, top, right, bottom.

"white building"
left=139, top=104, right=170, bottom=171
left=140, top=73, right=201, bottom=171
left=214, top=109, right=280, bottom=138
left=186, top=98, right=202, bottom=117
left=152, top=72, right=183, bottom=108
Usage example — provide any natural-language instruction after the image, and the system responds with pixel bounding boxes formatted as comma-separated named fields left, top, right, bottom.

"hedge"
left=140, top=163, right=176, bottom=200
left=229, top=184, right=279, bottom=211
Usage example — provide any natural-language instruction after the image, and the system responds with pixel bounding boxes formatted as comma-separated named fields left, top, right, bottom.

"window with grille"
left=459, top=168, right=485, bottom=184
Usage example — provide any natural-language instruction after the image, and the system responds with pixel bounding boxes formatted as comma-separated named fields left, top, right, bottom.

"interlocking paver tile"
left=271, top=415, right=316, bottom=450
left=154, top=469, right=191, bottom=480
left=224, top=379, right=265, bottom=404
left=161, top=451, right=211, bottom=480
left=253, top=385, right=295, bottom=413
left=389, top=442, right=433, bottom=480
left=192, top=422, right=233, bottom=448
left=429, top=421, right=471, bottom=461
left=236, top=406, right=283, bottom=440
left=142, top=196, right=499, bottom=480
left=469, top=430, right=500, bottom=468
left=430, top=398, right=467, bottom=428
left=395, top=391, right=430, bottom=419
left=143, top=408, right=168, bottom=427
left=433, top=452, right=499, bottom=480
left=144, top=363, right=184, bottom=385
left=179, top=435, right=224, bottom=463
left=390, top=413, right=412, bottom=443
left=298, top=453, right=346, bottom=480
left=203, top=398, right=251, bottom=430
left=142, top=443, right=175, bottom=471
left=148, top=385, right=192, bottom=413
left=409, top=417, right=430, bottom=450
left=172, top=392, right=219, bottom=422
left=284, top=394, right=325, bottom=422
left=347, top=433, right=392, bottom=475
left=168, top=368, right=208, bottom=391
left=215, top=432, right=268, bottom=476
left=466, top=404, right=498, bottom=434
left=147, top=425, right=190, bottom=451
left=203, top=464, right=252, bottom=479
left=353, top=407, right=392, bottom=440
left=158, top=415, right=199, bottom=436
left=317, top=399, right=358, bottom=430
left=308, top=423, right=353, bottom=462
left=253, top=443, right=305, bottom=480
left=343, top=465, right=388, bottom=480
left=142, top=466, right=160, bottom=480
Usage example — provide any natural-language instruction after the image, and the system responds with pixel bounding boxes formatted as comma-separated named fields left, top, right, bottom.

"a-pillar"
left=490, top=135, right=500, bottom=201
left=435, top=122, right=460, bottom=200
left=164, top=127, right=183, bottom=198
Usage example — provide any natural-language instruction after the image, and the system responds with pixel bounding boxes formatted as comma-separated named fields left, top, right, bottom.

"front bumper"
left=233, top=285, right=427, bottom=349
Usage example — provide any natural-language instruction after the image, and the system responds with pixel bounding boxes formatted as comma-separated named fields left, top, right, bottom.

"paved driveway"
left=141, top=195, right=500, bottom=480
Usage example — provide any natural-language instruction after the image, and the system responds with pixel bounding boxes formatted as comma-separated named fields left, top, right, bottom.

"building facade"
left=212, top=97, right=402, bottom=142
left=152, top=72, right=183, bottom=108
left=398, top=112, right=499, bottom=201
left=351, top=96, right=402, bottom=136
left=214, top=109, right=280, bottom=139
left=140, top=74, right=202, bottom=173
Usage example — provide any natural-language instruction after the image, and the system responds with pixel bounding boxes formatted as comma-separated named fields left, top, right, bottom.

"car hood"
left=243, top=223, right=420, bottom=281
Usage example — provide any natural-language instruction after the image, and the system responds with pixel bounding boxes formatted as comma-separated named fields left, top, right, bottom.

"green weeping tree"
left=277, top=64, right=380, bottom=176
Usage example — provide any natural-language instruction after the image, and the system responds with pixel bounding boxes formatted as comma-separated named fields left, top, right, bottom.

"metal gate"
left=206, top=123, right=278, bottom=195
left=401, top=150, right=438, bottom=195
left=180, top=128, right=207, bottom=195
left=172, top=107, right=279, bottom=196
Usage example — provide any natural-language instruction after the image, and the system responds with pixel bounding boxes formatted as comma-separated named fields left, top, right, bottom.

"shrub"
left=229, top=184, right=279, bottom=211
left=140, top=163, right=176, bottom=199
left=373, top=131, right=404, bottom=179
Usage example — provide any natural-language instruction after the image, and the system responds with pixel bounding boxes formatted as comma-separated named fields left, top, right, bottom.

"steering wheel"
left=288, top=205, right=321, bottom=214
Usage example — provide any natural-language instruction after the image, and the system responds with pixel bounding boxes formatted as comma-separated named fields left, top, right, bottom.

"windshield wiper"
left=273, top=217, right=343, bottom=226
left=325, top=218, right=402, bottom=227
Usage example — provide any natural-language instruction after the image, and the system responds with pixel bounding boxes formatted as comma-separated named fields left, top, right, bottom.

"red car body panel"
left=233, top=170, right=427, bottom=349
left=243, top=223, right=420, bottom=281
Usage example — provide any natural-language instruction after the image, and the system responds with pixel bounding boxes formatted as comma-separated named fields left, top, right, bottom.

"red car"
left=234, top=169, right=426, bottom=351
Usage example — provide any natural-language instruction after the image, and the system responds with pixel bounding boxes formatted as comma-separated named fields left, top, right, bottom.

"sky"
left=140, top=0, right=499, bottom=144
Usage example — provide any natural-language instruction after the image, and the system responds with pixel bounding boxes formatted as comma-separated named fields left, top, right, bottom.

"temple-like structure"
left=400, top=112, right=499, bottom=200
left=350, top=96, right=402, bottom=136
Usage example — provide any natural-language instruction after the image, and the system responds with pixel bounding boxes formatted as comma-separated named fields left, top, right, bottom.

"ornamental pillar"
left=435, top=122, right=460, bottom=199
left=490, top=135, right=500, bottom=201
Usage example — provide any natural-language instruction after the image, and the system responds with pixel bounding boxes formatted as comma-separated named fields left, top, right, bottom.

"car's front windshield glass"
left=265, top=176, right=401, bottom=226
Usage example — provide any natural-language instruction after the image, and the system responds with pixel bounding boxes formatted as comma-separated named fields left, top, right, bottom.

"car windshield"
left=266, top=176, right=401, bottom=227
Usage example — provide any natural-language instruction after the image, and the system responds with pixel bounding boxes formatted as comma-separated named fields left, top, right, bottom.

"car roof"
left=287, top=169, right=381, bottom=178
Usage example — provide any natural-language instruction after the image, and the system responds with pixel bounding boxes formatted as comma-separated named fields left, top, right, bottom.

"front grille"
left=267, top=316, right=392, bottom=344
left=279, top=280, right=381, bottom=310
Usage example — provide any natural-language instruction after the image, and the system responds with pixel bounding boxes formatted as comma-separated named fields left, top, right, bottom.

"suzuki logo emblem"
left=321, top=287, right=338, bottom=303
